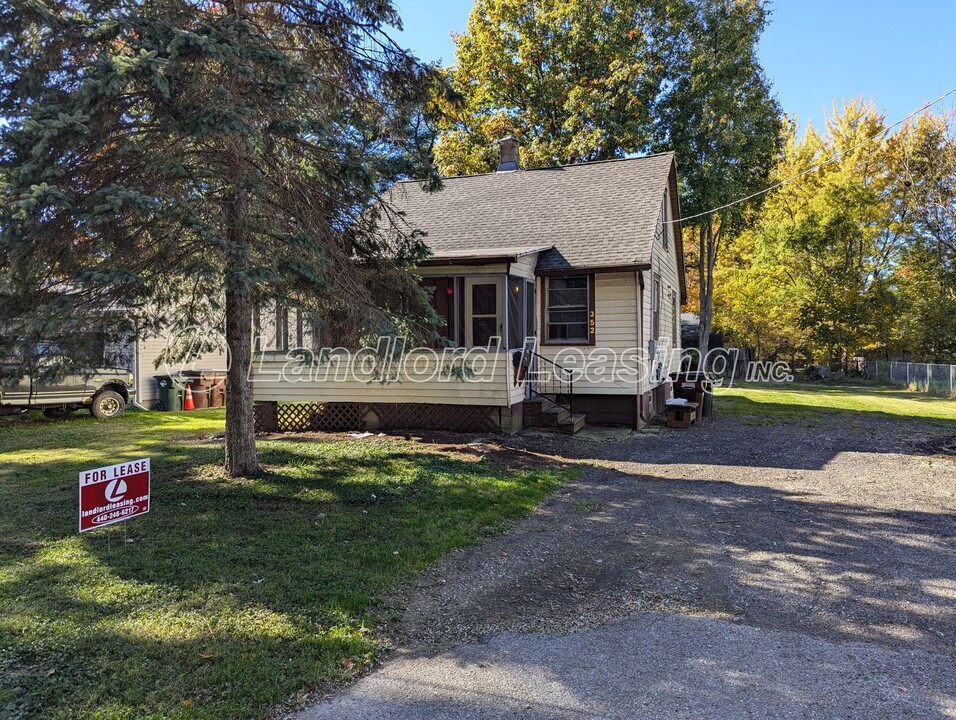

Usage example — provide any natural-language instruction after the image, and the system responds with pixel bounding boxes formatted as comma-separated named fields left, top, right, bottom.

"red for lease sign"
left=79, top=458, right=150, bottom=533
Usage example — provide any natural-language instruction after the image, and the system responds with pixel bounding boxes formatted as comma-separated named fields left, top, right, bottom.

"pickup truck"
left=0, top=366, right=135, bottom=419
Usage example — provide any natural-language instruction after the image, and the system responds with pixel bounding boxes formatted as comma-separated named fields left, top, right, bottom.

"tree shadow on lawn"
left=0, top=439, right=564, bottom=719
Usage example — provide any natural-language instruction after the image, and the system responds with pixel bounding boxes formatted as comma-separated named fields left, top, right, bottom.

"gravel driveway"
left=294, top=409, right=956, bottom=719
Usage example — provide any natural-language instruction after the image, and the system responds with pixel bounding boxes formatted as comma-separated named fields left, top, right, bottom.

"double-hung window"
left=546, top=275, right=592, bottom=344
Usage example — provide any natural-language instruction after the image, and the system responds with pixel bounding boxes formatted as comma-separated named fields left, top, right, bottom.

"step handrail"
left=525, top=350, right=573, bottom=415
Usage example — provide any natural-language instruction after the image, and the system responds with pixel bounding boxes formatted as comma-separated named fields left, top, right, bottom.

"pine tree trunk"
left=225, top=279, right=258, bottom=476
left=224, top=193, right=259, bottom=477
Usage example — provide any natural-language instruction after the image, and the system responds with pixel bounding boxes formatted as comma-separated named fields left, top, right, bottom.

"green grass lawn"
left=0, top=410, right=567, bottom=719
left=717, top=381, right=956, bottom=427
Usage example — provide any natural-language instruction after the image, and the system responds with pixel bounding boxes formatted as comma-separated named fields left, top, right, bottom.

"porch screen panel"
left=471, top=282, right=498, bottom=347
left=421, top=277, right=458, bottom=346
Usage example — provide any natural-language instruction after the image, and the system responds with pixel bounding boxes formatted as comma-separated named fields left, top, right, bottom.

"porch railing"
left=524, top=350, right=573, bottom=414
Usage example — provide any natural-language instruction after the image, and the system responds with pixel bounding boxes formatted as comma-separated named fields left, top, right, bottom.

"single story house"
left=252, top=139, right=686, bottom=432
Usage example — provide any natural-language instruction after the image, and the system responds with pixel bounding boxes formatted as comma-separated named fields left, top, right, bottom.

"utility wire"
left=670, top=86, right=956, bottom=224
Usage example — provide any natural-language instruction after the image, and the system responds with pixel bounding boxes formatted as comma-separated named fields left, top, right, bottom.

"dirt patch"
left=256, top=428, right=572, bottom=472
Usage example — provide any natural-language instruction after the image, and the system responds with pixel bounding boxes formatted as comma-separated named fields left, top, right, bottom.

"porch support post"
left=502, top=272, right=510, bottom=351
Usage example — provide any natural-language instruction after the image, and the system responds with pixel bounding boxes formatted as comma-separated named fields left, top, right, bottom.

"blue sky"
left=392, top=0, right=956, bottom=133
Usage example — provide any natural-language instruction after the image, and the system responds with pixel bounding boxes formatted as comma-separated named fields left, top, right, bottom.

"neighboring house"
left=127, top=333, right=228, bottom=408
left=252, top=138, right=687, bottom=431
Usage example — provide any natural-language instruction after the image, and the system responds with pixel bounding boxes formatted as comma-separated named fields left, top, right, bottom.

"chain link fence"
left=865, top=360, right=956, bottom=398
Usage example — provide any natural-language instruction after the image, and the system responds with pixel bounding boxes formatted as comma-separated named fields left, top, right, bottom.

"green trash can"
left=154, top=375, right=186, bottom=412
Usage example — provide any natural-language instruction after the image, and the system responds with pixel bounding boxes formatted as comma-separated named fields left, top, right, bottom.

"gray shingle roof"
left=386, top=152, right=676, bottom=272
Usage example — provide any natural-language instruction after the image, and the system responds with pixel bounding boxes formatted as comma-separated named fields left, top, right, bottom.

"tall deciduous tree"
left=717, top=101, right=938, bottom=367
left=1, top=0, right=441, bottom=476
left=897, top=114, right=956, bottom=278
left=434, top=0, right=671, bottom=174
left=892, top=113, right=956, bottom=361
left=654, top=0, right=781, bottom=355
left=435, top=0, right=781, bottom=357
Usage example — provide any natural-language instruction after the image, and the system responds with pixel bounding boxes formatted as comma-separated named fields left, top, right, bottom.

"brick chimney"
left=497, top=136, right=520, bottom=172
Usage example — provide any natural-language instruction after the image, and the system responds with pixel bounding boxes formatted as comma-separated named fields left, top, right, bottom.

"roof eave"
left=535, top=262, right=652, bottom=277
left=416, top=245, right=554, bottom=268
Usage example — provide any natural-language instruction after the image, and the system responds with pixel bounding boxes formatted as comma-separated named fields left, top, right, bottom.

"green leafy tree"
left=435, top=0, right=781, bottom=357
left=895, top=113, right=956, bottom=277
left=1, top=0, right=441, bottom=475
left=717, top=101, right=914, bottom=367
left=891, top=113, right=956, bottom=361
left=654, top=0, right=781, bottom=355
left=434, top=0, right=671, bottom=174
left=893, top=245, right=956, bottom=362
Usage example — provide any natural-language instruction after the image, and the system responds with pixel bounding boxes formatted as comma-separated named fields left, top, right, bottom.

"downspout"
left=637, top=270, right=651, bottom=427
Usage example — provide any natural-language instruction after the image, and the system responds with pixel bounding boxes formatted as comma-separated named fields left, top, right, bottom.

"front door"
left=464, top=278, right=503, bottom=348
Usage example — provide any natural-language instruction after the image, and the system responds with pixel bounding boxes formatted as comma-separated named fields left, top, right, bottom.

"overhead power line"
left=670, top=86, right=956, bottom=224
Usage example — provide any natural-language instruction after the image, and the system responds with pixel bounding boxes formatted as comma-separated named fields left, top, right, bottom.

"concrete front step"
left=558, top=413, right=587, bottom=434
left=540, top=405, right=571, bottom=427
left=523, top=398, right=586, bottom=434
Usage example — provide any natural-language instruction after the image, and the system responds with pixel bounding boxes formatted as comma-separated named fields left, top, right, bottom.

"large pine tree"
left=1, top=0, right=441, bottom=475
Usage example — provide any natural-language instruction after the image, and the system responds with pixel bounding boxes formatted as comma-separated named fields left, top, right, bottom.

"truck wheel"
left=43, top=407, right=74, bottom=420
left=90, top=390, right=126, bottom=419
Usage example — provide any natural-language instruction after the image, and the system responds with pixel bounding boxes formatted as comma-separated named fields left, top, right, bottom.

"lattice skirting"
left=254, top=401, right=500, bottom=434
left=374, top=403, right=498, bottom=432
left=254, top=402, right=361, bottom=433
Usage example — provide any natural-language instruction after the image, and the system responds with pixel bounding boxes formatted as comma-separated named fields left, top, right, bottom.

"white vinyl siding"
left=134, top=336, right=168, bottom=407
left=510, top=253, right=540, bottom=280
left=642, top=187, right=682, bottom=386
left=539, top=272, right=640, bottom=394
left=252, top=350, right=518, bottom=407
left=134, top=331, right=228, bottom=407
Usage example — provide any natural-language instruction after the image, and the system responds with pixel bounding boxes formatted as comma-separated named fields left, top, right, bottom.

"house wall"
left=510, top=254, right=539, bottom=280
left=538, top=271, right=642, bottom=396
left=135, top=332, right=228, bottom=408
left=642, top=186, right=683, bottom=389
left=529, top=185, right=684, bottom=425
